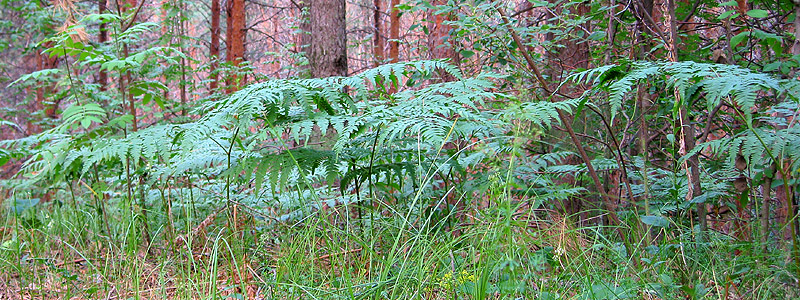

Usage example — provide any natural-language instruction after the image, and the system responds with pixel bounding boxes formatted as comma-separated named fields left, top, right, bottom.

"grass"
left=1, top=180, right=799, bottom=299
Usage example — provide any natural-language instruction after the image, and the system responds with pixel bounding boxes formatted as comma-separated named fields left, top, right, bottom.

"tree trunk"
left=428, top=0, right=456, bottom=60
left=178, top=0, right=188, bottom=115
left=98, top=0, right=108, bottom=90
left=545, top=1, right=589, bottom=80
left=428, top=0, right=458, bottom=81
left=495, top=5, right=623, bottom=231
left=35, top=44, right=59, bottom=121
left=209, top=0, right=220, bottom=91
left=666, top=0, right=706, bottom=237
left=388, top=0, right=400, bottom=63
left=298, top=1, right=311, bottom=75
left=308, top=0, right=347, bottom=77
left=373, top=0, right=384, bottom=67
left=225, top=0, right=246, bottom=92
left=791, top=1, right=800, bottom=268
left=542, top=0, right=595, bottom=219
left=123, top=0, right=138, bottom=132
left=793, top=2, right=800, bottom=58
left=635, top=0, right=654, bottom=59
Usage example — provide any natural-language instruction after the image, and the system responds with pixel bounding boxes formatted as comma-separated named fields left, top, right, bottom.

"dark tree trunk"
left=209, top=0, right=220, bottom=91
left=98, top=0, right=108, bottom=90
left=373, top=0, right=384, bottom=67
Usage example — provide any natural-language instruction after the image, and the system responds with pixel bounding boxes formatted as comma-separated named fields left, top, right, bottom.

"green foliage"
left=4, top=0, right=800, bottom=296
left=573, top=61, right=800, bottom=172
left=8, top=61, right=526, bottom=219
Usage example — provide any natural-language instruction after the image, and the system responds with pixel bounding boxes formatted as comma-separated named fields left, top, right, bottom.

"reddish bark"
left=35, top=42, right=59, bottom=121
left=373, top=0, right=384, bottom=67
left=388, top=0, right=400, bottom=63
left=736, top=0, right=748, bottom=17
left=225, top=0, right=246, bottom=92
left=209, top=0, right=220, bottom=91
left=122, top=0, right=138, bottom=131
left=427, top=0, right=456, bottom=61
left=545, top=1, right=589, bottom=80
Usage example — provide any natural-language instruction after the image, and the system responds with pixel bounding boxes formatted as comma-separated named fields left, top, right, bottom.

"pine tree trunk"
left=388, top=0, right=400, bottom=63
left=793, top=2, right=800, bottom=57
left=178, top=0, right=187, bottom=115
left=98, top=0, right=108, bottom=91
left=428, top=0, right=458, bottom=81
left=428, top=0, right=455, bottom=60
left=545, top=0, right=589, bottom=79
left=791, top=1, right=800, bottom=267
left=309, top=0, right=347, bottom=77
left=209, top=0, right=220, bottom=91
left=373, top=0, right=384, bottom=67
left=299, top=1, right=311, bottom=74
left=226, top=0, right=246, bottom=92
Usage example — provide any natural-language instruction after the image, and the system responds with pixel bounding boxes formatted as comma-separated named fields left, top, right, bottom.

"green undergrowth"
left=2, top=60, right=799, bottom=298
left=1, top=184, right=797, bottom=299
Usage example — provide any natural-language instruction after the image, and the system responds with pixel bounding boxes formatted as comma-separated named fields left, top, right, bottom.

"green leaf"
left=8, top=69, right=61, bottom=87
left=587, top=31, right=605, bottom=41
left=460, top=50, right=475, bottom=59
left=730, top=31, right=749, bottom=47
left=718, top=10, right=738, bottom=20
left=746, top=9, right=768, bottom=18
left=0, top=119, right=18, bottom=128
left=772, top=178, right=800, bottom=188
left=641, top=215, right=670, bottom=227
left=62, top=103, right=106, bottom=130
left=572, top=96, right=590, bottom=119
left=763, top=62, right=781, bottom=72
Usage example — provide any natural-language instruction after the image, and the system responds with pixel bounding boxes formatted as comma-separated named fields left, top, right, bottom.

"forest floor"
left=1, top=193, right=799, bottom=299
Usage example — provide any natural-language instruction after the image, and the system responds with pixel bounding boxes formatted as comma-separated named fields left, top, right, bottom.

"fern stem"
left=761, top=165, right=774, bottom=254
left=225, top=126, right=240, bottom=232
left=585, top=104, right=636, bottom=204
left=495, top=4, right=623, bottom=231
left=367, top=127, right=382, bottom=234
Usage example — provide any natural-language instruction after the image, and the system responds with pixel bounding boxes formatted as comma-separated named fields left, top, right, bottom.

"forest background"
left=1, top=0, right=800, bottom=298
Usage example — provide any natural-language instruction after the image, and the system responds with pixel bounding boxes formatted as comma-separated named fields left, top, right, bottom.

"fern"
left=7, top=60, right=585, bottom=225
left=571, top=61, right=798, bottom=123
left=576, top=60, right=800, bottom=214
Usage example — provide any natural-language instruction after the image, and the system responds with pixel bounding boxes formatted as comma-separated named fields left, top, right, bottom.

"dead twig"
left=174, top=205, right=228, bottom=247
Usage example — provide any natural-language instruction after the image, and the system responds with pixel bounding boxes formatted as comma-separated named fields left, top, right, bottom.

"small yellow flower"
left=438, top=272, right=454, bottom=289
left=437, top=270, right=475, bottom=290
left=457, top=270, right=475, bottom=284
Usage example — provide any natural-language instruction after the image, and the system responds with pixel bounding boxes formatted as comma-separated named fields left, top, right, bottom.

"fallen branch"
left=174, top=205, right=228, bottom=247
